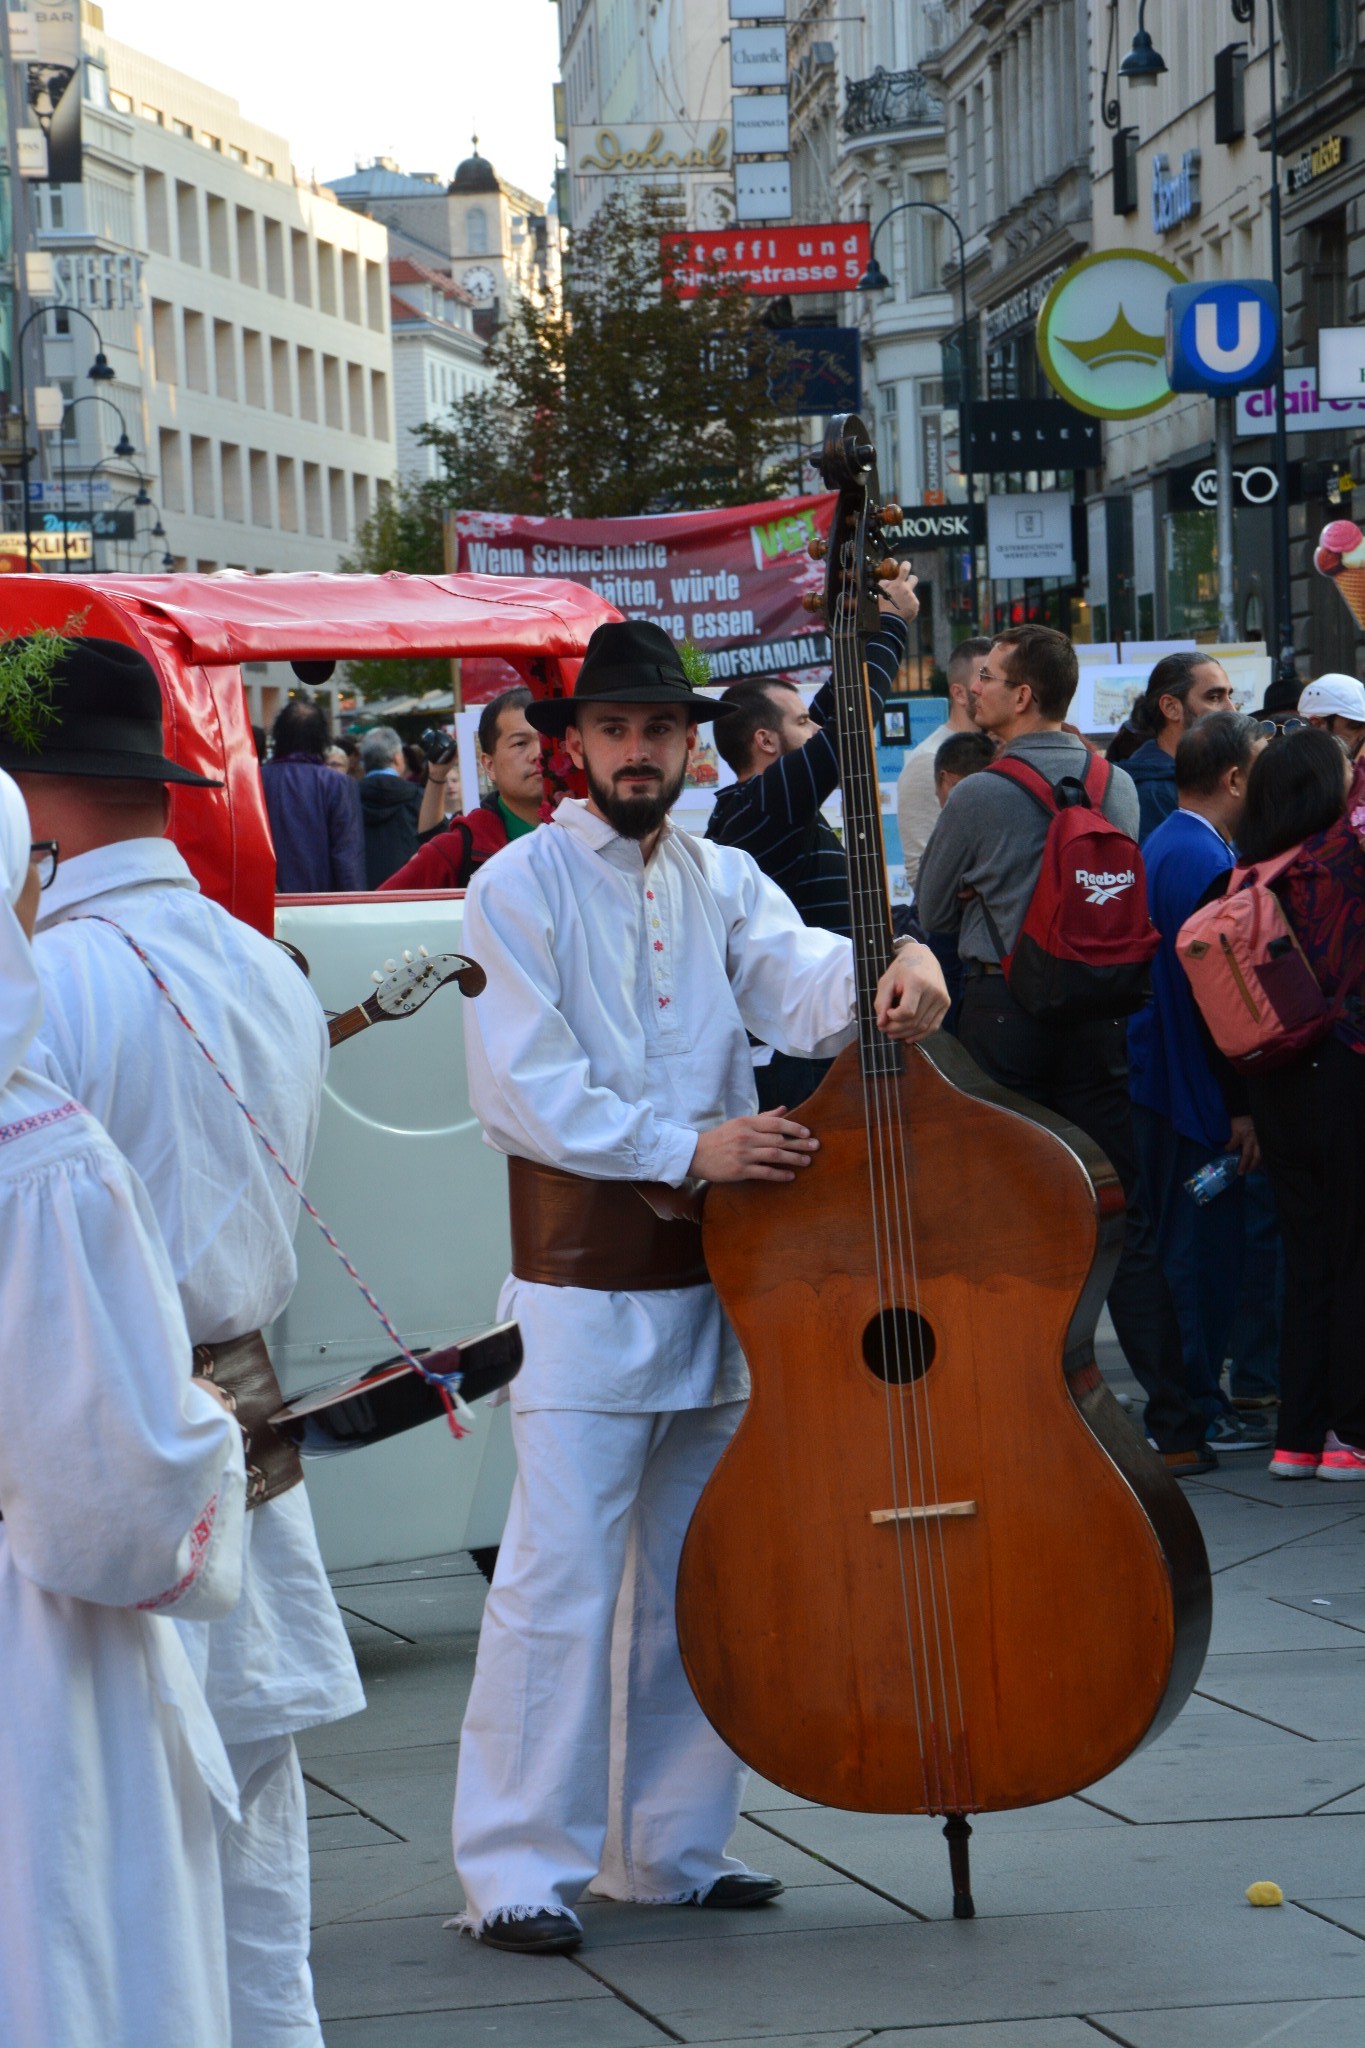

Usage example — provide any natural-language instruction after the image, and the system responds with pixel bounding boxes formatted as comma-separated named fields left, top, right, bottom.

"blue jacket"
left=1128, top=808, right=1234, bottom=1149
left=1126, top=739, right=1178, bottom=843
left=261, top=754, right=366, bottom=893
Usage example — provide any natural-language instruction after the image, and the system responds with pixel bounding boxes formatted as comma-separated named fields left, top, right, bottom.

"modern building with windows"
left=14, top=23, right=397, bottom=600
left=388, top=257, right=492, bottom=483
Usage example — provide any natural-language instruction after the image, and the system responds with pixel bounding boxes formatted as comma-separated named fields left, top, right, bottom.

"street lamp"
left=1118, top=2, right=1167, bottom=87
left=858, top=196, right=978, bottom=609
left=15, top=302, right=117, bottom=571
left=55, top=394, right=138, bottom=575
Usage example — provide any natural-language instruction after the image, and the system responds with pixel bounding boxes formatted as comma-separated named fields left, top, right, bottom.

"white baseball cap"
left=1299, top=674, right=1365, bottom=723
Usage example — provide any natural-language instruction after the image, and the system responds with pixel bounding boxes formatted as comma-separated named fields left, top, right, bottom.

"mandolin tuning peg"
left=402, top=950, right=414, bottom=963
left=880, top=503, right=903, bottom=526
left=801, top=593, right=826, bottom=614
left=807, top=536, right=828, bottom=560
left=383, top=959, right=397, bottom=973
left=371, top=970, right=384, bottom=985
left=417, top=945, right=430, bottom=958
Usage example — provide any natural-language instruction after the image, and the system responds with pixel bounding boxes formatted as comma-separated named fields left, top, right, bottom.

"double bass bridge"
left=870, top=1500, right=978, bottom=1526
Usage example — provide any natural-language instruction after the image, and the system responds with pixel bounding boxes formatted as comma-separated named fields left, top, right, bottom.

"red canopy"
left=0, top=571, right=619, bottom=932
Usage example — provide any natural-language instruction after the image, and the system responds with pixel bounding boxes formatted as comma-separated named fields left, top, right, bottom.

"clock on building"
left=462, top=265, right=498, bottom=303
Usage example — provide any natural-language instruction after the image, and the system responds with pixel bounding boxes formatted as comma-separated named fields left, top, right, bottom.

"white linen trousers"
left=222, top=1736, right=321, bottom=2048
left=453, top=1400, right=749, bottom=1928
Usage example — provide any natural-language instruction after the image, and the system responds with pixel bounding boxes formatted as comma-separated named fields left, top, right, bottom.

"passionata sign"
left=662, top=223, right=871, bottom=299
left=449, top=493, right=838, bottom=699
left=1037, top=249, right=1186, bottom=420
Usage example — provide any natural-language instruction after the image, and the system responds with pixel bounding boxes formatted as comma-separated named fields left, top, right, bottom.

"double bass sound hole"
left=862, top=1307, right=936, bottom=1385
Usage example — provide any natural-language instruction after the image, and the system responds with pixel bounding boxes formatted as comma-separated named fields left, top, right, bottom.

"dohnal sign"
left=449, top=494, right=839, bottom=693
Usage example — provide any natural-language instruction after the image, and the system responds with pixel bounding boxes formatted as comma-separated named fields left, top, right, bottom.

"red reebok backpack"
left=981, top=753, right=1160, bottom=1022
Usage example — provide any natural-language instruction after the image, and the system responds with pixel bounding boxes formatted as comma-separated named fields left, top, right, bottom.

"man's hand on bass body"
left=878, top=562, right=920, bottom=624
left=875, top=941, right=951, bottom=1042
left=690, top=1111, right=820, bottom=1185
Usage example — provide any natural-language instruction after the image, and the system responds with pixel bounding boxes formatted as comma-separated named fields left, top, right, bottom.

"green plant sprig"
left=0, top=613, right=89, bottom=752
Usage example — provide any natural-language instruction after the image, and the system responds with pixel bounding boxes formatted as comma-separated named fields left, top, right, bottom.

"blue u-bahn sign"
left=1165, top=280, right=1281, bottom=394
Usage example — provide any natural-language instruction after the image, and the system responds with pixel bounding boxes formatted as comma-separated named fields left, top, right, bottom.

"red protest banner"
left=661, top=224, right=871, bottom=299
left=450, top=493, right=837, bottom=702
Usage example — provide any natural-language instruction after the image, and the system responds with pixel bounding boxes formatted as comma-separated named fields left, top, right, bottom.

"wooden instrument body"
left=679, top=1035, right=1211, bottom=1815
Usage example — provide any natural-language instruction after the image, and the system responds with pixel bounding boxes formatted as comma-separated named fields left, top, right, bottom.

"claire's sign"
left=450, top=494, right=837, bottom=697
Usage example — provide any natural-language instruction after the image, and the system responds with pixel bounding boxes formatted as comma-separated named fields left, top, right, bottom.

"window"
left=176, top=181, right=200, bottom=264
left=297, top=348, right=318, bottom=422
left=243, top=329, right=266, bottom=407
left=191, top=436, right=214, bottom=517
left=249, top=448, right=272, bottom=526
left=878, top=383, right=901, bottom=500
left=255, top=157, right=275, bottom=178
left=322, top=355, right=344, bottom=429
left=172, top=119, right=193, bottom=139
left=277, top=457, right=299, bottom=532
left=152, top=299, right=178, bottom=384
left=466, top=206, right=489, bottom=254
left=317, top=244, right=337, bottom=317
left=214, top=320, right=236, bottom=402
left=264, top=219, right=286, bottom=296
left=145, top=170, right=170, bottom=255
left=1282, top=1, right=1356, bottom=101
left=292, top=230, right=312, bottom=306
left=1304, top=212, right=1348, bottom=358
left=347, top=361, right=366, bottom=435
left=184, top=310, right=209, bottom=391
left=270, top=337, right=292, bottom=414
left=303, top=462, right=324, bottom=536
left=370, top=369, right=389, bottom=440
left=341, top=251, right=361, bottom=323
left=329, top=467, right=348, bottom=541
left=235, top=208, right=259, bottom=289
left=200, top=133, right=222, bottom=153
left=110, top=88, right=133, bottom=114
left=352, top=474, right=371, bottom=531
left=229, top=144, right=248, bottom=166
left=207, top=194, right=230, bottom=274
left=159, top=428, right=185, bottom=512
left=221, top=443, right=244, bottom=522
left=365, top=259, right=385, bottom=330
left=142, top=104, right=163, bottom=126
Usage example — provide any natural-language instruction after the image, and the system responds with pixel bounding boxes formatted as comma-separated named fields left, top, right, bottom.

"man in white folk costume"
left=453, top=618, right=950, bottom=1953
left=2, top=638, right=365, bottom=2048
left=0, top=766, right=247, bottom=2047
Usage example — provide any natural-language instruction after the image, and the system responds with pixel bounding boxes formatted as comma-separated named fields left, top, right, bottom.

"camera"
left=420, top=726, right=457, bottom=767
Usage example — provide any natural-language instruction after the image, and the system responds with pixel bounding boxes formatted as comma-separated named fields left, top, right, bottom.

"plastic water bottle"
left=1185, top=1153, right=1241, bottom=1205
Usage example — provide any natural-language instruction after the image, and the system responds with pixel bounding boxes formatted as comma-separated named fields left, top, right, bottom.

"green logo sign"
left=1036, top=249, right=1187, bottom=420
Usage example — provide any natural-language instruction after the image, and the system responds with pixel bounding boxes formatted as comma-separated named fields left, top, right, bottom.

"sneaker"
left=1161, top=1445, right=1220, bottom=1478
left=1231, top=1392, right=1279, bottom=1412
left=1319, top=1432, right=1365, bottom=1481
left=1268, top=1449, right=1320, bottom=1480
left=1206, top=1411, right=1276, bottom=1452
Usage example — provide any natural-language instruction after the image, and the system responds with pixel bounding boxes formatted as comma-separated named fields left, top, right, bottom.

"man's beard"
left=584, top=757, right=688, bottom=840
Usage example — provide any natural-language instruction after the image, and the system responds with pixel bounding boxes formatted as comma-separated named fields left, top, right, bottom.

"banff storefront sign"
left=449, top=494, right=838, bottom=696
left=661, top=224, right=871, bottom=299
left=1151, top=151, right=1201, bottom=233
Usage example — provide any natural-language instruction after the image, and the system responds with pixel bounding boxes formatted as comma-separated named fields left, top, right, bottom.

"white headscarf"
left=0, top=769, right=42, bottom=1090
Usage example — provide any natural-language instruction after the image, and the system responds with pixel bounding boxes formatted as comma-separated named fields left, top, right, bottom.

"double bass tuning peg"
left=880, top=503, right=904, bottom=527
left=801, top=593, right=826, bottom=614
left=807, top=536, right=828, bottom=561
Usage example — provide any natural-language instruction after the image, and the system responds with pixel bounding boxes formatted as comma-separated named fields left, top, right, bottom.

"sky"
left=101, top=0, right=564, bottom=202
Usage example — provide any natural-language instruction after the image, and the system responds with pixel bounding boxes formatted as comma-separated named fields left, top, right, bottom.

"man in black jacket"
left=358, top=724, right=423, bottom=887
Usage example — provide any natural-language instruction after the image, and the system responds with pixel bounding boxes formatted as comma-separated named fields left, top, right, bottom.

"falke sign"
left=662, top=224, right=871, bottom=299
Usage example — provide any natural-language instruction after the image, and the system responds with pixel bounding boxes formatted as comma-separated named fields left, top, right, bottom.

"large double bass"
left=676, top=415, right=1211, bottom=1916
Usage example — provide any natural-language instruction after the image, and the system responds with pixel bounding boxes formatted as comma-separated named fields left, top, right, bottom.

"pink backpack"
left=1176, top=846, right=1360, bottom=1071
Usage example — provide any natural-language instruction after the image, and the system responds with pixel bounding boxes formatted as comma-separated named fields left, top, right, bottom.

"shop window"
left=1280, top=0, right=1356, bottom=102
left=1304, top=212, right=1348, bottom=357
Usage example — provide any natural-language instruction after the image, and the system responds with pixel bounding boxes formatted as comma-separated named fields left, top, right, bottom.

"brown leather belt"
left=507, top=1155, right=709, bottom=1292
left=193, top=1331, right=304, bottom=1510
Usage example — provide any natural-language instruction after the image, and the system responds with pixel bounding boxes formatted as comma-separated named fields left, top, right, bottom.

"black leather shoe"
left=695, top=1873, right=785, bottom=1908
left=476, top=1911, right=582, bottom=1954
left=1162, top=1446, right=1219, bottom=1479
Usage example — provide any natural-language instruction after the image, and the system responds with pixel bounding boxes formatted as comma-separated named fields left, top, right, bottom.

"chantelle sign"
left=661, top=223, right=871, bottom=299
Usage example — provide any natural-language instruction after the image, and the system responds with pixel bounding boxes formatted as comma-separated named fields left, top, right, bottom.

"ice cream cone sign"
left=1315, top=519, right=1365, bottom=630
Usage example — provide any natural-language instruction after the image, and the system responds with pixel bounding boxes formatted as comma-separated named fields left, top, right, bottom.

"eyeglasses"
left=1253, top=718, right=1307, bottom=739
left=29, top=840, right=59, bottom=890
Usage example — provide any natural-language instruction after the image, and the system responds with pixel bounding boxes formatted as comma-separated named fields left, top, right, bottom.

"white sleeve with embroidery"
left=0, top=1098, right=245, bottom=1614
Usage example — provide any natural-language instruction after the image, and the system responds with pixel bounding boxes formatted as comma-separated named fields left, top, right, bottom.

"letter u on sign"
left=1193, top=301, right=1261, bottom=376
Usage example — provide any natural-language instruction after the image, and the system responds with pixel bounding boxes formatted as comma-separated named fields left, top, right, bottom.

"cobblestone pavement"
left=304, top=1348, right=1365, bottom=2048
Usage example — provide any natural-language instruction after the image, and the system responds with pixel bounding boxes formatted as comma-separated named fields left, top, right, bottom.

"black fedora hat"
left=0, top=636, right=221, bottom=786
left=525, top=619, right=732, bottom=738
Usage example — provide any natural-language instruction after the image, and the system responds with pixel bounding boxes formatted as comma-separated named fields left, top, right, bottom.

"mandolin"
left=328, top=949, right=486, bottom=1048
left=269, top=1322, right=522, bottom=1455
left=675, top=414, right=1211, bottom=1918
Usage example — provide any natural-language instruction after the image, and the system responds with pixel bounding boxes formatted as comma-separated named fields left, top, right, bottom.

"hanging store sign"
left=1286, top=133, right=1348, bottom=196
left=1236, top=364, right=1365, bottom=436
left=569, top=125, right=730, bottom=178
left=729, top=26, right=787, bottom=89
left=986, top=492, right=1075, bottom=579
left=966, top=399, right=1102, bottom=471
left=735, top=159, right=792, bottom=222
left=1151, top=150, right=1201, bottom=233
left=733, top=93, right=790, bottom=155
left=1318, top=326, right=1365, bottom=401
left=764, top=327, right=860, bottom=415
left=1037, top=249, right=1185, bottom=420
left=0, top=530, right=92, bottom=560
left=889, top=504, right=986, bottom=550
left=662, top=222, right=870, bottom=298
left=1167, top=458, right=1298, bottom=513
left=52, top=251, right=144, bottom=312
left=24, top=2, right=81, bottom=184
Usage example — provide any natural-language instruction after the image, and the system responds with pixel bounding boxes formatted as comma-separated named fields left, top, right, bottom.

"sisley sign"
left=1235, top=365, right=1365, bottom=436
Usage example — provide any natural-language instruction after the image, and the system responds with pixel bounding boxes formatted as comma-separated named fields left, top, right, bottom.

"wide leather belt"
left=193, top=1331, right=304, bottom=1509
left=507, top=1156, right=709, bottom=1292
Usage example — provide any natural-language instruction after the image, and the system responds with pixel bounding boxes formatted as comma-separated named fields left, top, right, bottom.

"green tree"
left=420, top=192, right=801, bottom=519
left=339, top=479, right=451, bottom=702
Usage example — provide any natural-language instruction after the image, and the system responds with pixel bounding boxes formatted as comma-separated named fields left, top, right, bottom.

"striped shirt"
left=704, top=617, right=908, bottom=936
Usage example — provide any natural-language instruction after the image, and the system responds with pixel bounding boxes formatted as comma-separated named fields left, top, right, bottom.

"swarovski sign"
left=1151, top=150, right=1200, bottom=233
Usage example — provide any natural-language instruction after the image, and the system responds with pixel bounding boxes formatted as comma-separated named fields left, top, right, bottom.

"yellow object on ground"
left=1245, top=1881, right=1284, bottom=1907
